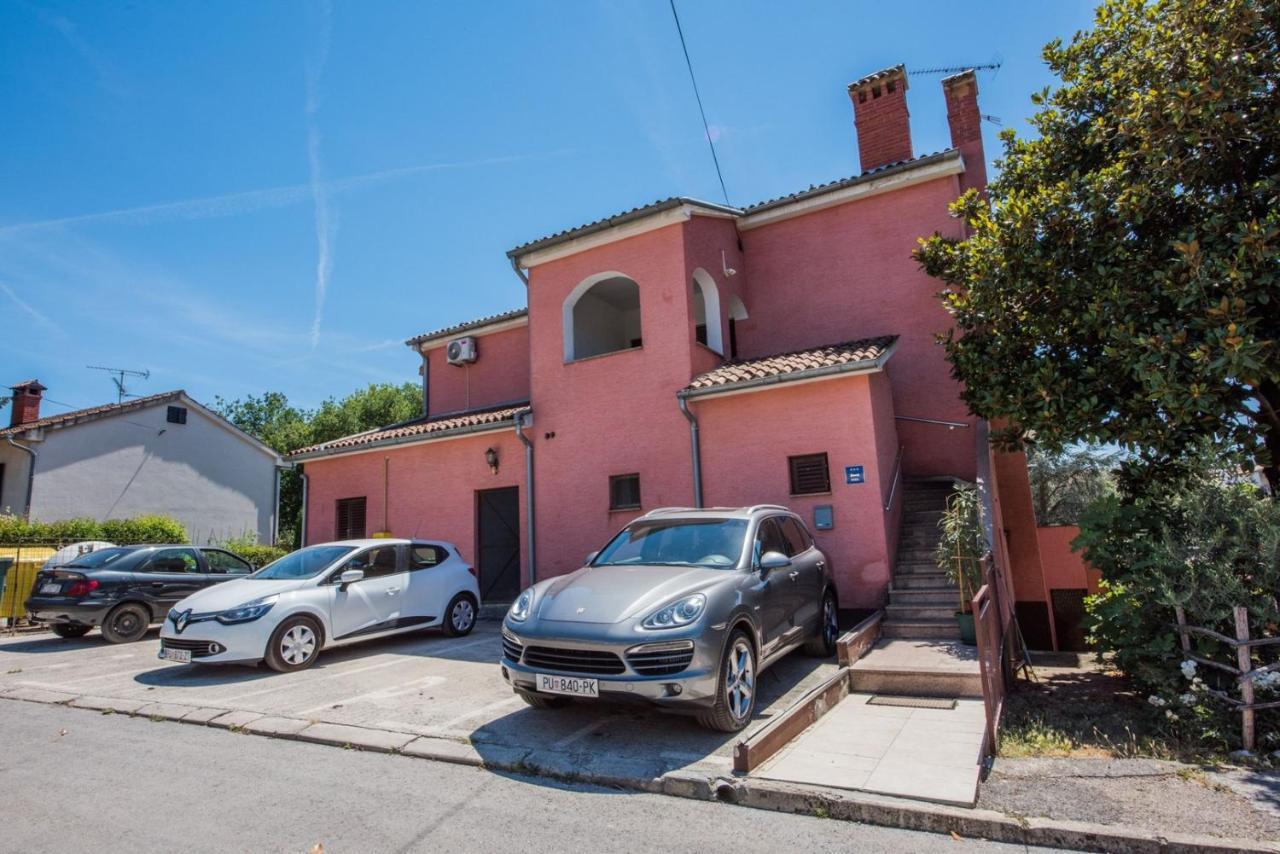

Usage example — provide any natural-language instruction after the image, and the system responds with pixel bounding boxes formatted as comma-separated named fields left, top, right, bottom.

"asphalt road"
left=0, top=701, right=1056, bottom=854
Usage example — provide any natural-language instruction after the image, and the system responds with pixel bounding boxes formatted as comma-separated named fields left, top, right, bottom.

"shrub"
left=217, top=534, right=289, bottom=569
left=0, top=513, right=189, bottom=545
left=1080, top=475, right=1280, bottom=752
left=934, top=486, right=986, bottom=613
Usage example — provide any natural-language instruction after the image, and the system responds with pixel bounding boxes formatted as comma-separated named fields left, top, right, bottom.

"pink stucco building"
left=294, top=66, right=1062, bottom=641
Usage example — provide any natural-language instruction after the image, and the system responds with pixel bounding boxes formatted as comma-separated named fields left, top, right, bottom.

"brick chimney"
left=942, top=69, right=987, bottom=193
left=848, top=65, right=912, bottom=173
left=9, top=380, right=46, bottom=428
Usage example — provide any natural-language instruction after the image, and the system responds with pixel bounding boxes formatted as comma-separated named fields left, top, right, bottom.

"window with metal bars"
left=335, top=497, right=367, bottom=540
left=788, top=453, right=831, bottom=496
left=609, top=473, right=641, bottom=511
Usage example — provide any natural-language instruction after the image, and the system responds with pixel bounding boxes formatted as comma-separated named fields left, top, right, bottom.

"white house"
left=0, top=380, right=286, bottom=544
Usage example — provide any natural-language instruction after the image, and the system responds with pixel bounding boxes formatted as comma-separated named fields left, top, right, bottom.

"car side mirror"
left=585, top=551, right=599, bottom=566
left=338, top=568, right=364, bottom=590
left=759, top=551, right=791, bottom=575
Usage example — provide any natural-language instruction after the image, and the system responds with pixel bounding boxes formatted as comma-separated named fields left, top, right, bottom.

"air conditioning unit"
left=446, top=336, right=478, bottom=365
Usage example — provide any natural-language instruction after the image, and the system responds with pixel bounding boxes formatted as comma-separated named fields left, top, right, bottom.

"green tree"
left=917, top=0, right=1280, bottom=489
left=213, top=382, right=421, bottom=547
left=1027, top=446, right=1120, bottom=526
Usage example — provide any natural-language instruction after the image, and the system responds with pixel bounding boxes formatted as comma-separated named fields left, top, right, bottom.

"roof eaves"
left=506, top=197, right=742, bottom=261
left=742, top=150, right=960, bottom=215
left=290, top=405, right=527, bottom=461
left=404, top=307, right=529, bottom=348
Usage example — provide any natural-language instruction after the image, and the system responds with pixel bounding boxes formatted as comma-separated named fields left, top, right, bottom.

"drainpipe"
left=514, top=408, right=536, bottom=583
left=509, top=256, right=529, bottom=286
left=419, top=349, right=430, bottom=418
left=298, top=468, right=309, bottom=548
left=677, top=395, right=704, bottom=508
left=272, top=464, right=287, bottom=545
left=5, top=436, right=37, bottom=520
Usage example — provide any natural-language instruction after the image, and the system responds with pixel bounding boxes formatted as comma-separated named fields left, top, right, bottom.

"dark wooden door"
left=476, top=487, right=520, bottom=603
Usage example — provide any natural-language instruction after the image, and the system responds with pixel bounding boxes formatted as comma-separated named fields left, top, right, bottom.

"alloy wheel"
left=823, top=597, right=838, bottom=648
left=114, top=611, right=140, bottom=635
left=280, top=624, right=316, bottom=665
left=451, top=598, right=475, bottom=633
left=724, top=637, right=755, bottom=722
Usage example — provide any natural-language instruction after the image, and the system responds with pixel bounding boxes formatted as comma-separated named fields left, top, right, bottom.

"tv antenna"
left=908, top=60, right=1005, bottom=125
left=87, top=365, right=150, bottom=403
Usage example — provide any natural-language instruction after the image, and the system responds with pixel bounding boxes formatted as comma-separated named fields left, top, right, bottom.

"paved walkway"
left=753, top=692, right=986, bottom=806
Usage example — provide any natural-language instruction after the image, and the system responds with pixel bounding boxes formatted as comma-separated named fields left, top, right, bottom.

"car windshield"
left=60, top=547, right=135, bottom=569
left=592, top=518, right=748, bottom=569
left=249, top=545, right=355, bottom=580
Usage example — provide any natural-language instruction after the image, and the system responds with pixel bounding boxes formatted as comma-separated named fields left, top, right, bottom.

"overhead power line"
left=668, top=0, right=730, bottom=206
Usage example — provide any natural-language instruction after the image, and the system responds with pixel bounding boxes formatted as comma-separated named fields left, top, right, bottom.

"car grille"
left=626, top=642, right=696, bottom=676
left=161, top=637, right=223, bottom=658
left=501, top=634, right=524, bottom=663
left=522, top=645, right=625, bottom=675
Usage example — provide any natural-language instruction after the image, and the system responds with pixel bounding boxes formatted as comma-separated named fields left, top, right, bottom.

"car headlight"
left=641, top=593, right=706, bottom=630
left=215, top=595, right=278, bottom=625
left=508, top=588, right=534, bottom=622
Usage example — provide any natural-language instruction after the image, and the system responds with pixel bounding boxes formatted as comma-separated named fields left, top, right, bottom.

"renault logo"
left=173, top=609, right=191, bottom=634
left=576, top=607, right=586, bottom=614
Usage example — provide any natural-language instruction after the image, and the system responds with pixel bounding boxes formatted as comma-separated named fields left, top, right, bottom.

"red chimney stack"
left=848, top=65, right=912, bottom=173
left=9, top=380, right=46, bottom=428
left=942, top=69, right=987, bottom=193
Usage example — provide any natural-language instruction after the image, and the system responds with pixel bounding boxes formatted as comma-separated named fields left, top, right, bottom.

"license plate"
left=40, top=583, right=61, bottom=594
left=536, top=673, right=599, bottom=698
left=159, top=648, right=191, bottom=663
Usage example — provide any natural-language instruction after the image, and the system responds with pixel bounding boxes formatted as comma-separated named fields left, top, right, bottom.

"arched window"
left=564, top=273, right=642, bottom=361
left=691, top=268, right=724, bottom=355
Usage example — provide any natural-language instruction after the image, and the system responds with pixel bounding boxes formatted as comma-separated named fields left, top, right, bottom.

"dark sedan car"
left=25, top=545, right=255, bottom=643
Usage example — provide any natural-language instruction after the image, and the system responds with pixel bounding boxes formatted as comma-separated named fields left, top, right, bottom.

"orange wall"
left=1037, top=525, right=1100, bottom=594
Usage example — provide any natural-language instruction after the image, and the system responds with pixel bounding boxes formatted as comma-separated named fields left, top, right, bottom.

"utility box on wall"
left=813, top=505, right=834, bottom=531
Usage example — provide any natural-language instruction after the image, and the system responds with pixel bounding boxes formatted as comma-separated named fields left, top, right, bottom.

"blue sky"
left=0, top=0, right=1097, bottom=415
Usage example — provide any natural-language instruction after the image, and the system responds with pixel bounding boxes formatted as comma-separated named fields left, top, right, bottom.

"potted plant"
left=935, top=486, right=985, bottom=645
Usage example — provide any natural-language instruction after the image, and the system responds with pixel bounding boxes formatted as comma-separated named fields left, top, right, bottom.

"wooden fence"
left=1174, top=605, right=1280, bottom=752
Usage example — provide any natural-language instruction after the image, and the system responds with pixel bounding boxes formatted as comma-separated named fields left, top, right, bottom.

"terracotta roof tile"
left=506, top=197, right=742, bottom=259
left=292, top=404, right=527, bottom=458
left=683, top=336, right=896, bottom=396
left=0, top=390, right=185, bottom=437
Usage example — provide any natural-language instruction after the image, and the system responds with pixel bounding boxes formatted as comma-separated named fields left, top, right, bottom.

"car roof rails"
left=745, top=504, right=791, bottom=514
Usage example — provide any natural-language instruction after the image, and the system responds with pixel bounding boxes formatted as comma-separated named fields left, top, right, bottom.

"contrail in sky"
left=306, top=0, right=334, bottom=348
left=0, top=281, right=62, bottom=334
left=0, top=152, right=561, bottom=237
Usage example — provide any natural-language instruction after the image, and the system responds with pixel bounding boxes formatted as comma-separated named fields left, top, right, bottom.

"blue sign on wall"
left=845, top=465, right=865, bottom=485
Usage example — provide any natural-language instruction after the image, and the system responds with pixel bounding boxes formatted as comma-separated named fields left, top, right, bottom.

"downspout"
left=299, top=468, right=309, bottom=548
left=272, top=464, right=286, bottom=545
left=509, top=256, right=529, bottom=286
left=5, top=436, right=37, bottom=520
left=514, top=408, right=536, bottom=583
left=677, top=395, right=704, bottom=508
left=419, top=349, right=430, bottom=418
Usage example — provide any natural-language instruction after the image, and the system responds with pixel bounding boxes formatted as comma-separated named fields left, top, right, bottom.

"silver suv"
left=500, top=505, right=838, bottom=731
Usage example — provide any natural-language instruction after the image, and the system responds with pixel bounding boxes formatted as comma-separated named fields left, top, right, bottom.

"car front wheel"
left=265, top=616, right=322, bottom=673
left=698, top=630, right=756, bottom=732
left=51, top=624, right=92, bottom=639
left=101, top=603, right=150, bottom=644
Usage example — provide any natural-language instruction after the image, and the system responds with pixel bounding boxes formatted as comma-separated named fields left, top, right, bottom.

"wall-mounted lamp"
left=485, top=447, right=499, bottom=475
left=722, top=250, right=738, bottom=278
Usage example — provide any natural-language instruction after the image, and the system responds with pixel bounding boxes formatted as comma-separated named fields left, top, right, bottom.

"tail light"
left=467, top=565, right=478, bottom=578
left=63, top=575, right=100, bottom=598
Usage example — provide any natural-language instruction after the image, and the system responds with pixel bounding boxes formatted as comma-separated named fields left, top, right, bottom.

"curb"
left=2, top=689, right=1274, bottom=853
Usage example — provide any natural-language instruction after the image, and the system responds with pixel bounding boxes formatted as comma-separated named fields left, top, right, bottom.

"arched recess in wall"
left=690, top=268, right=724, bottom=355
left=726, top=294, right=748, bottom=359
left=563, top=271, right=643, bottom=361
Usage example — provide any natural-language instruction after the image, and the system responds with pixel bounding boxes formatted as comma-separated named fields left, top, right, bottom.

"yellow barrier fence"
left=0, top=545, right=59, bottom=623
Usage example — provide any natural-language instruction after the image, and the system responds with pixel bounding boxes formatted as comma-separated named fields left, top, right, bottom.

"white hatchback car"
left=158, top=539, right=481, bottom=672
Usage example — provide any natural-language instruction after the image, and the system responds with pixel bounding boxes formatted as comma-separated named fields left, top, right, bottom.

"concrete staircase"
left=847, top=480, right=984, bottom=700
left=882, top=481, right=962, bottom=641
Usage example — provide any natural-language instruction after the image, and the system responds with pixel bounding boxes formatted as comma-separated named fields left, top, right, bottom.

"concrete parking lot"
left=0, top=620, right=837, bottom=783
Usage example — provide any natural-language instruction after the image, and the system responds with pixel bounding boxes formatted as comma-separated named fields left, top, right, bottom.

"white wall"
left=14, top=401, right=278, bottom=544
